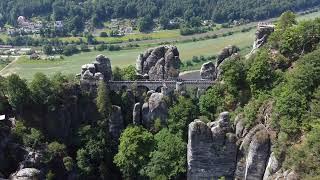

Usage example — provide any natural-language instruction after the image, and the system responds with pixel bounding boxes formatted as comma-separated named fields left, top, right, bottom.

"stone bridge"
left=108, top=80, right=215, bottom=92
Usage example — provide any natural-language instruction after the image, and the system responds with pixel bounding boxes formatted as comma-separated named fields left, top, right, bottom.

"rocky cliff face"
left=136, top=45, right=181, bottom=80
left=0, top=119, right=43, bottom=179
left=200, top=45, right=239, bottom=80
left=248, top=23, right=275, bottom=56
left=80, top=54, right=112, bottom=92
left=132, top=92, right=168, bottom=130
left=109, top=105, right=124, bottom=140
left=10, top=168, right=41, bottom=180
left=200, top=62, right=216, bottom=80
left=187, top=112, right=237, bottom=179
left=187, top=112, right=279, bottom=180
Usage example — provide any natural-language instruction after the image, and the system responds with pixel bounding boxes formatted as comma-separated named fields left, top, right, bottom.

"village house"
left=54, top=21, right=63, bottom=30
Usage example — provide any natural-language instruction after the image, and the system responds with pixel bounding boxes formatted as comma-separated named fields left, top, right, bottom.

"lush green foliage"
left=46, top=141, right=67, bottom=161
left=113, top=65, right=137, bottom=81
left=1, top=0, right=319, bottom=32
left=168, top=96, right=198, bottom=141
left=199, top=84, right=226, bottom=119
left=6, top=74, right=31, bottom=114
left=141, top=129, right=186, bottom=179
left=246, top=50, right=275, bottom=94
left=114, top=126, right=155, bottom=178
left=269, top=16, right=320, bottom=57
left=96, top=80, right=111, bottom=119
left=76, top=125, right=112, bottom=178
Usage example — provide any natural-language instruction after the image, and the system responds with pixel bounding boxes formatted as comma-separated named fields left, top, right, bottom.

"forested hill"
left=0, top=0, right=320, bottom=26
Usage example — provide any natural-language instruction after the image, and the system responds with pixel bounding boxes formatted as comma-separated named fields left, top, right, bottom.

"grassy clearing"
left=96, top=30, right=180, bottom=43
left=56, top=30, right=180, bottom=44
left=297, top=10, right=320, bottom=21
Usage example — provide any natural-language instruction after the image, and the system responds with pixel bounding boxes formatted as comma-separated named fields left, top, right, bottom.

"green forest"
left=1, top=0, right=320, bottom=30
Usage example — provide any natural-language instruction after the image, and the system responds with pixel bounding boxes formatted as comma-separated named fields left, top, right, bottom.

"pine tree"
left=96, top=80, right=111, bottom=120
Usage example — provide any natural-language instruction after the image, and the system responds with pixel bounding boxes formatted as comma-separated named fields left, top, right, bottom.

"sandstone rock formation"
left=216, top=45, right=240, bottom=67
left=188, top=111, right=276, bottom=180
left=133, top=103, right=141, bottom=125
left=244, top=129, right=270, bottom=180
left=187, top=112, right=237, bottom=179
left=235, top=124, right=271, bottom=180
left=267, top=169, right=299, bottom=180
left=136, top=45, right=181, bottom=80
left=200, top=45, right=239, bottom=80
left=109, top=105, right=124, bottom=140
left=80, top=54, right=112, bottom=92
left=133, top=92, right=168, bottom=130
left=248, top=23, right=275, bottom=57
left=200, top=62, right=216, bottom=80
left=10, top=168, right=41, bottom=180
left=19, top=149, right=43, bottom=170
left=263, top=152, right=280, bottom=180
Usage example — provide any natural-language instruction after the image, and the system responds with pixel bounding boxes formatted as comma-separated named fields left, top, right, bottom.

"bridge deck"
left=107, top=80, right=215, bottom=91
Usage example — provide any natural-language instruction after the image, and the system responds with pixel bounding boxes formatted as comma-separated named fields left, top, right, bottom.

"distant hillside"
left=0, top=0, right=319, bottom=29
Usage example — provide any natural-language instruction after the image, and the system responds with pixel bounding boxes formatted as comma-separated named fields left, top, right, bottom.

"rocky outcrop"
left=10, top=168, right=41, bottom=180
left=133, top=103, right=141, bottom=125
left=187, top=110, right=275, bottom=180
left=133, top=92, right=168, bottom=130
left=10, top=168, right=39, bottom=180
left=136, top=45, right=181, bottom=80
left=216, top=45, right=240, bottom=67
left=263, top=152, right=280, bottom=180
left=187, top=112, right=237, bottom=179
left=80, top=55, right=112, bottom=92
left=18, top=149, right=43, bottom=170
left=267, top=170, right=299, bottom=180
left=43, top=84, right=99, bottom=142
left=245, top=129, right=270, bottom=180
left=109, top=105, right=124, bottom=140
left=148, top=93, right=168, bottom=124
left=200, top=45, right=239, bottom=80
left=235, top=124, right=271, bottom=180
left=200, top=62, right=216, bottom=80
left=249, top=23, right=275, bottom=56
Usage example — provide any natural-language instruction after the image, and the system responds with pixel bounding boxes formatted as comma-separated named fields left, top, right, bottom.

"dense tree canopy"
left=0, top=0, right=319, bottom=32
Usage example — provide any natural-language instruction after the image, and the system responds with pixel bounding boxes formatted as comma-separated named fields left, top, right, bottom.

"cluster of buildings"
left=0, top=46, right=35, bottom=56
left=6, top=16, right=64, bottom=36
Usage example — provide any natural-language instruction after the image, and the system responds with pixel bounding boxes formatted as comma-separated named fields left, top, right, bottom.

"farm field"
left=0, top=29, right=255, bottom=80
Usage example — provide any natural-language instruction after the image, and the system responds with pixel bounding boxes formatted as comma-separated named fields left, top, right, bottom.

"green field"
left=0, top=29, right=255, bottom=80
left=57, top=30, right=180, bottom=44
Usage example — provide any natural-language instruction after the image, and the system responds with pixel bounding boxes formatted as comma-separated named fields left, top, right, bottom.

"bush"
left=62, top=45, right=79, bottom=56
left=186, top=61, right=193, bottom=66
left=43, top=45, right=53, bottom=55
left=192, top=56, right=200, bottom=63
left=96, top=44, right=108, bottom=51
left=99, top=32, right=108, bottom=37
left=114, top=126, right=155, bottom=178
left=80, top=44, right=90, bottom=52
left=108, top=45, right=121, bottom=51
